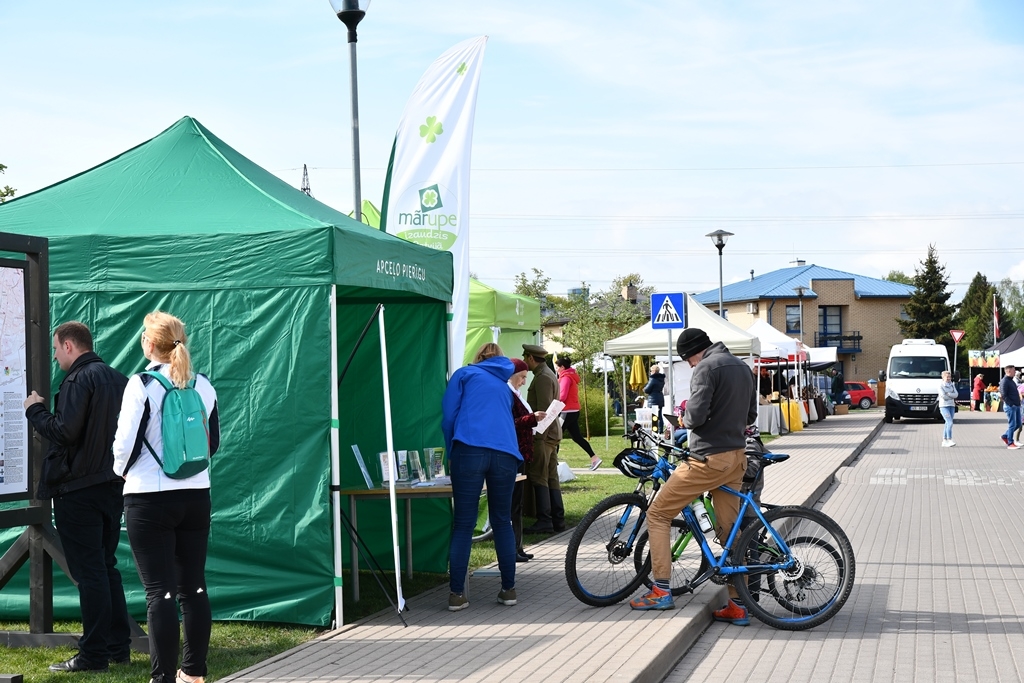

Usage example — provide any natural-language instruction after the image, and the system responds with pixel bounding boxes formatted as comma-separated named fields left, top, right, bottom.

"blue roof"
left=692, top=264, right=915, bottom=305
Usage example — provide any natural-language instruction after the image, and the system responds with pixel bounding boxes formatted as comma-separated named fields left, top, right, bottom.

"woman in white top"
left=938, top=370, right=958, bottom=447
left=112, top=312, right=219, bottom=683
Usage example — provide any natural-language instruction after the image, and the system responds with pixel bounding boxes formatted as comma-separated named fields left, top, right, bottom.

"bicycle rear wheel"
left=634, top=519, right=708, bottom=596
left=565, top=492, right=650, bottom=606
left=732, top=506, right=855, bottom=630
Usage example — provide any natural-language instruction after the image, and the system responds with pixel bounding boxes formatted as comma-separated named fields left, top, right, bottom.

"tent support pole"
left=328, top=285, right=344, bottom=627
left=378, top=305, right=406, bottom=614
left=667, top=329, right=675, bottom=427
left=604, top=355, right=609, bottom=450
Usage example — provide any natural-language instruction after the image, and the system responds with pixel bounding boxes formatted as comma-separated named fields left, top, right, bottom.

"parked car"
left=845, top=381, right=876, bottom=410
left=955, top=378, right=971, bottom=405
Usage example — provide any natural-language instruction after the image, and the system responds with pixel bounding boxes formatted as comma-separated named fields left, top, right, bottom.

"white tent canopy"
left=603, top=294, right=761, bottom=357
left=746, top=319, right=800, bottom=356
left=999, top=347, right=1024, bottom=368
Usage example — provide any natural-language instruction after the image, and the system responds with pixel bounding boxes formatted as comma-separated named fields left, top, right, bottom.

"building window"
left=899, top=304, right=912, bottom=321
left=818, top=306, right=842, bottom=346
left=786, top=305, right=801, bottom=334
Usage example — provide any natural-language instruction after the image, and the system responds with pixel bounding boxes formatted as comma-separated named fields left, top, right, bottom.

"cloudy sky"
left=3, top=1, right=1023, bottom=302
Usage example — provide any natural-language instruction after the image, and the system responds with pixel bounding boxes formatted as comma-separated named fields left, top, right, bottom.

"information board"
left=0, top=265, right=28, bottom=498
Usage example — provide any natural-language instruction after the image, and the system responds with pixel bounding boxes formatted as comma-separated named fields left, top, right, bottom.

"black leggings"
left=125, top=489, right=212, bottom=682
left=561, top=411, right=596, bottom=457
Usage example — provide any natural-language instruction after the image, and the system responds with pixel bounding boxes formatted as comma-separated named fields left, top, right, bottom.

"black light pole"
left=706, top=230, right=734, bottom=317
left=329, top=0, right=370, bottom=222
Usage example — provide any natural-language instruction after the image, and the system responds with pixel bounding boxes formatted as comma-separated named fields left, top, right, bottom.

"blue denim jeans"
left=448, top=443, right=519, bottom=594
left=940, top=406, right=955, bottom=440
left=1005, top=404, right=1022, bottom=445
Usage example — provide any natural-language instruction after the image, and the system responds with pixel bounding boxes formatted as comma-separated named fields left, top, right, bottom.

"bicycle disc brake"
left=606, top=539, right=633, bottom=565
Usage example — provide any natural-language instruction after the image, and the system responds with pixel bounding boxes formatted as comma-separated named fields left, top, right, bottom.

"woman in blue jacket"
left=442, top=343, right=521, bottom=612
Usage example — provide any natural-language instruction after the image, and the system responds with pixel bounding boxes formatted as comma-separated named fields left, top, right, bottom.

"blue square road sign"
left=650, top=293, right=685, bottom=329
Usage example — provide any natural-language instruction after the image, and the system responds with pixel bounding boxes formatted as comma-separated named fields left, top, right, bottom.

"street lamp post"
left=706, top=230, right=734, bottom=317
left=793, top=285, right=806, bottom=344
left=329, top=0, right=371, bottom=222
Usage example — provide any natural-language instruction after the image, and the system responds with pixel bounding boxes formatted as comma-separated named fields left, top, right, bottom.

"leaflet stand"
left=0, top=233, right=147, bottom=651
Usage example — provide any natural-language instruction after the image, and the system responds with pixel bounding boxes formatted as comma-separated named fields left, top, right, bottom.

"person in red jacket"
left=556, top=356, right=602, bottom=471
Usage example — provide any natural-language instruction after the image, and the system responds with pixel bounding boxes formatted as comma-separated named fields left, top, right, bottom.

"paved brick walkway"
left=666, top=410, right=1024, bottom=683
left=219, top=410, right=881, bottom=683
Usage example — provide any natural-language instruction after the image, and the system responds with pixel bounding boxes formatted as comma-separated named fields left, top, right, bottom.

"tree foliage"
left=0, top=163, right=15, bottom=203
left=556, top=274, right=657, bottom=428
left=884, top=269, right=914, bottom=285
left=897, top=245, right=956, bottom=357
left=513, top=268, right=550, bottom=300
left=996, top=278, right=1024, bottom=337
left=954, top=273, right=994, bottom=359
left=512, top=267, right=566, bottom=321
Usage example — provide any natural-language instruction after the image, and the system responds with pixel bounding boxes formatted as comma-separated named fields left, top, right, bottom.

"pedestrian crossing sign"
left=651, top=293, right=685, bottom=329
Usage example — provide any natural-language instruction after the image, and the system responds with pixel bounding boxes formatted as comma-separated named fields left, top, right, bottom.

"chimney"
left=790, top=258, right=806, bottom=267
left=750, top=269, right=755, bottom=281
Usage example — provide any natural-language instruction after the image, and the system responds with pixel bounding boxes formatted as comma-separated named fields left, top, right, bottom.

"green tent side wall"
left=463, top=279, right=541, bottom=365
left=0, top=117, right=455, bottom=626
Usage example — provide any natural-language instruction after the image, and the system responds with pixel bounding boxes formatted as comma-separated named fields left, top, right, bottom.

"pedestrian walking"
left=938, top=370, right=957, bottom=447
left=998, top=365, right=1021, bottom=449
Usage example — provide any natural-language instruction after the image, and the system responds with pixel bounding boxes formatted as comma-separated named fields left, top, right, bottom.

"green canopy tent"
left=464, top=279, right=541, bottom=365
left=0, top=116, right=454, bottom=626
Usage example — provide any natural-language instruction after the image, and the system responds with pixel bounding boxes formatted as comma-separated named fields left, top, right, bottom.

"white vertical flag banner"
left=381, top=35, right=488, bottom=373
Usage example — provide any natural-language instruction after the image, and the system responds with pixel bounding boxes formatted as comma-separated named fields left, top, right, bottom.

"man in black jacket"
left=24, top=321, right=132, bottom=672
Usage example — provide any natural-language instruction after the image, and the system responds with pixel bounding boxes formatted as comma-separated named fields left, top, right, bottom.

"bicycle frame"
left=678, top=485, right=797, bottom=579
left=613, top=424, right=796, bottom=584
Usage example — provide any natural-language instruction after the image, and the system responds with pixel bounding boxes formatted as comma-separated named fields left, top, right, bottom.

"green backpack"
left=142, top=371, right=211, bottom=479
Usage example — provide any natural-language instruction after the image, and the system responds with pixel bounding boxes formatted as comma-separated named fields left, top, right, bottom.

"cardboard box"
left=834, top=404, right=849, bottom=415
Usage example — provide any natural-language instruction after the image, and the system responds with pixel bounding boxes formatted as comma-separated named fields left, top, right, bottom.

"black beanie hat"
left=677, top=328, right=713, bottom=359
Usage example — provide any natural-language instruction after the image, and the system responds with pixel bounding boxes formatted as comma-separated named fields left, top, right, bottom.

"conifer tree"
left=897, top=245, right=956, bottom=358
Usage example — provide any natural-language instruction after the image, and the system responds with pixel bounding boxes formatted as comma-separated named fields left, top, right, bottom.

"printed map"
left=0, top=267, right=27, bottom=497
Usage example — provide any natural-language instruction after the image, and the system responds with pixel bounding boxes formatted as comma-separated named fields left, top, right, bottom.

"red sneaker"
left=712, top=599, right=750, bottom=625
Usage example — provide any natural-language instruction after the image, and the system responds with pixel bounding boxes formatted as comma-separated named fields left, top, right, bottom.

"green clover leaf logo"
left=456, top=62, right=468, bottom=76
left=419, top=116, right=444, bottom=143
left=421, top=189, right=439, bottom=208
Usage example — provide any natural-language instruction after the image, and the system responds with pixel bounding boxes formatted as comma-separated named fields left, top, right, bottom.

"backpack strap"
left=123, top=373, right=158, bottom=474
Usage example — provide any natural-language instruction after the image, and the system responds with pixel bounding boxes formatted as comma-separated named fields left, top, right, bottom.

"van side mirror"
left=878, top=370, right=886, bottom=382
left=954, top=372, right=961, bottom=382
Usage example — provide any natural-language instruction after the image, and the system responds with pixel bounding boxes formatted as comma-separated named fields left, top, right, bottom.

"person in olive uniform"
left=521, top=344, right=564, bottom=533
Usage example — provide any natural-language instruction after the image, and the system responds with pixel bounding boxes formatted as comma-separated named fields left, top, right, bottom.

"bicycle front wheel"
left=732, top=506, right=855, bottom=630
left=565, top=492, right=649, bottom=606
left=634, top=519, right=708, bottom=596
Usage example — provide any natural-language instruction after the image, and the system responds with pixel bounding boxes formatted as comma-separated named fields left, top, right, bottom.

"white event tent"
left=604, top=294, right=761, bottom=357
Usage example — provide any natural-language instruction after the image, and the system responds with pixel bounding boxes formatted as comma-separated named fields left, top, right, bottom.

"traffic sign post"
left=951, top=329, right=966, bottom=379
left=650, top=293, right=686, bottom=431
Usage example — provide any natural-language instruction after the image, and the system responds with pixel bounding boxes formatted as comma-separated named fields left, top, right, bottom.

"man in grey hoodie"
left=629, top=328, right=757, bottom=624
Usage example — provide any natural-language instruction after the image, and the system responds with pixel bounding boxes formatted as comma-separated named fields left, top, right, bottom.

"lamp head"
left=793, top=285, right=806, bottom=298
left=705, top=229, right=734, bottom=251
left=330, top=0, right=370, bottom=39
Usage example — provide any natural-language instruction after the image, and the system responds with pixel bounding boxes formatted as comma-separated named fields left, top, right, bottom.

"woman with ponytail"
left=112, top=312, right=219, bottom=683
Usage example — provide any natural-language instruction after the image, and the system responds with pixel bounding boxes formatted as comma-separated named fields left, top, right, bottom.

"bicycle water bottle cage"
left=613, top=449, right=657, bottom=478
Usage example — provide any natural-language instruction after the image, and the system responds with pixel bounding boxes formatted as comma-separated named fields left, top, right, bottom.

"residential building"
left=692, top=262, right=914, bottom=382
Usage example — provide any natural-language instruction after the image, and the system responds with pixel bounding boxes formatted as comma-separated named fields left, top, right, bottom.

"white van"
left=883, top=339, right=950, bottom=423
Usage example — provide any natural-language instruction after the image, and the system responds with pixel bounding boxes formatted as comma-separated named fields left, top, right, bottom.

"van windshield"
left=889, top=357, right=947, bottom=379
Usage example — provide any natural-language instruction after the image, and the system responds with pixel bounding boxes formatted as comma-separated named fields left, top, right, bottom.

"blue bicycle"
left=564, top=425, right=855, bottom=630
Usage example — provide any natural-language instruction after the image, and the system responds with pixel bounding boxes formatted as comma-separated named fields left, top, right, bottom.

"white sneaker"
left=941, top=440, right=953, bottom=447
left=947, top=441, right=955, bottom=447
